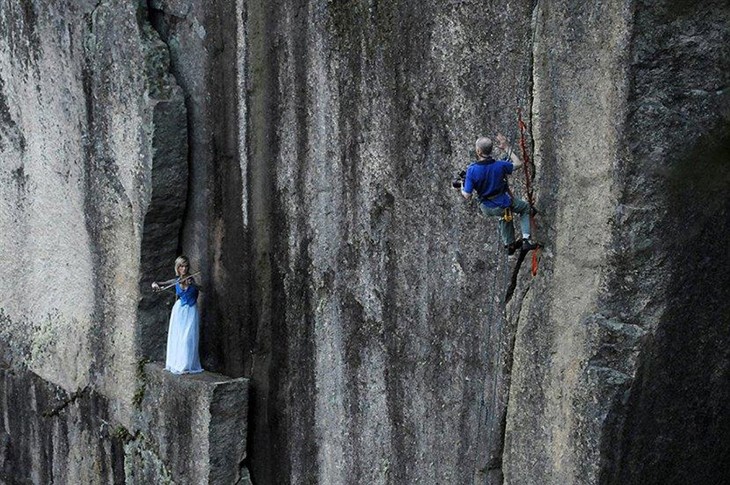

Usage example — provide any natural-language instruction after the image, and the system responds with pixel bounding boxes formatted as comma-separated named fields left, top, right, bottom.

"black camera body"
left=452, top=170, right=466, bottom=189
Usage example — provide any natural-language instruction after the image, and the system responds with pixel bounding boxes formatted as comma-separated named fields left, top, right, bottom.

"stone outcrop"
left=132, top=363, right=250, bottom=485
left=1, top=0, right=728, bottom=484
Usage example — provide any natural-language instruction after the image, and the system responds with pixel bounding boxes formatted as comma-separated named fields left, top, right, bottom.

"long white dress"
left=165, top=279, right=203, bottom=374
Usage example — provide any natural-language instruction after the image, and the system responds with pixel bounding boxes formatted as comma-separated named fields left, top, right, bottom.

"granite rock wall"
left=1, top=1, right=247, bottom=483
left=504, top=1, right=729, bottom=483
left=0, top=0, right=728, bottom=484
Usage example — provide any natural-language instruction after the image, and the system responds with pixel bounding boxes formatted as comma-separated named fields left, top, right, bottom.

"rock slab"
left=132, top=363, right=250, bottom=485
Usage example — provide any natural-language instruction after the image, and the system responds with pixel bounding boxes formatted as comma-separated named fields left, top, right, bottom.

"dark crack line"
left=492, top=5, right=542, bottom=484
left=42, top=386, right=90, bottom=418
left=504, top=249, right=528, bottom=303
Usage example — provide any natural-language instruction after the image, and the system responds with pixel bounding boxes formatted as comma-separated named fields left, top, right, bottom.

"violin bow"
left=158, top=271, right=201, bottom=292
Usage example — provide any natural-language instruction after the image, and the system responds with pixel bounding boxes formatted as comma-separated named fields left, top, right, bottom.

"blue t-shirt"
left=462, top=157, right=514, bottom=208
left=175, top=279, right=199, bottom=307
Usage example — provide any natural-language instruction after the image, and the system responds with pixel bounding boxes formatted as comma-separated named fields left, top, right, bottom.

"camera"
left=452, top=170, right=466, bottom=189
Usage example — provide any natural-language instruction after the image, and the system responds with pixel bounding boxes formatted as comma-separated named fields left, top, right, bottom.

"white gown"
left=165, top=280, right=203, bottom=374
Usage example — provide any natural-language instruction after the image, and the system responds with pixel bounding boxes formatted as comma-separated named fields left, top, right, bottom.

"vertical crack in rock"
left=245, top=1, right=283, bottom=480
left=505, top=0, right=540, bottom=307
left=483, top=2, right=542, bottom=484
left=135, top=3, right=189, bottom=363
left=144, top=1, right=193, bottom=259
left=505, top=249, right=528, bottom=304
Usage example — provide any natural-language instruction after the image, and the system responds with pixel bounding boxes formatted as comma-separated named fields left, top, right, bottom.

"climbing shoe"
left=520, top=239, right=539, bottom=252
left=505, top=240, right=523, bottom=255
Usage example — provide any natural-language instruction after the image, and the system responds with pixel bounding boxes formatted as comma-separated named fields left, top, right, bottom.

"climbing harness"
left=517, top=108, right=540, bottom=276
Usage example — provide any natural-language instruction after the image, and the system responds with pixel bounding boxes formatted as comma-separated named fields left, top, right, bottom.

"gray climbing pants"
left=479, top=198, right=531, bottom=246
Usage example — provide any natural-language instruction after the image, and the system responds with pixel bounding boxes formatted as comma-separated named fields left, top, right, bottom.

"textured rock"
left=0, top=360, right=249, bottom=485
left=0, top=363, right=125, bottom=484
left=0, top=0, right=187, bottom=412
left=0, top=0, right=727, bottom=484
left=229, top=2, right=535, bottom=483
left=503, top=1, right=636, bottom=482
left=0, top=1, right=201, bottom=483
left=503, top=1, right=729, bottom=484
left=602, top=1, right=730, bottom=483
left=133, top=363, right=250, bottom=484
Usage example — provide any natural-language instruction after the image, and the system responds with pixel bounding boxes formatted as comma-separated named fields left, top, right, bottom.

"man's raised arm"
left=496, top=133, right=523, bottom=169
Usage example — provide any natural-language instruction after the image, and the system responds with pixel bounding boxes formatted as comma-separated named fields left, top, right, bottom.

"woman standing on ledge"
left=152, top=256, right=203, bottom=374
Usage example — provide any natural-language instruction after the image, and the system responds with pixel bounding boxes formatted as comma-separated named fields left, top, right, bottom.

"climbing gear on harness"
left=503, top=207, right=513, bottom=222
left=517, top=107, right=540, bottom=276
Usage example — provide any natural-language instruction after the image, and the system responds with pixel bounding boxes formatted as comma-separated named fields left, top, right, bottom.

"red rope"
left=517, top=108, right=540, bottom=276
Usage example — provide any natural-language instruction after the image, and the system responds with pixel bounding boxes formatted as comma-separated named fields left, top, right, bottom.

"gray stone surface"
left=503, top=1, right=730, bottom=484
left=0, top=1, right=230, bottom=484
left=0, top=362, right=124, bottom=484
left=148, top=1, right=535, bottom=483
left=602, top=2, right=730, bottom=483
left=0, top=358, right=249, bottom=485
left=133, top=363, right=250, bottom=485
left=0, top=0, right=187, bottom=417
left=0, top=1, right=727, bottom=484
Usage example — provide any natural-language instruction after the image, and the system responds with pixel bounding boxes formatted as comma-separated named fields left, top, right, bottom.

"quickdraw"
left=517, top=108, right=540, bottom=276
left=503, top=207, right=513, bottom=222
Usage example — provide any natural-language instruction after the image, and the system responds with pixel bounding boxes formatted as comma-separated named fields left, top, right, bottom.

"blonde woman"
left=152, top=256, right=203, bottom=374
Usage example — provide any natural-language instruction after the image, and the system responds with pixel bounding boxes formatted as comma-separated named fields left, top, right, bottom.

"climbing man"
left=458, top=133, right=538, bottom=255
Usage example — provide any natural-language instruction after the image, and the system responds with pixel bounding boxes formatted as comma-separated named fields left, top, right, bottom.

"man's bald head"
left=475, top=137, right=493, bottom=159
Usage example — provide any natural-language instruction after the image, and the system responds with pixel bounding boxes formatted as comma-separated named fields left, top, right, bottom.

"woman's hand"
left=152, top=282, right=161, bottom=292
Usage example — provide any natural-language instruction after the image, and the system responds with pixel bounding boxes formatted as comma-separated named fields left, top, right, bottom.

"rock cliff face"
left=505, top=1, right=730, bottom=483
left=1, top=1, right=728, bottom=484
left=1, top=1, right=248, bottom=483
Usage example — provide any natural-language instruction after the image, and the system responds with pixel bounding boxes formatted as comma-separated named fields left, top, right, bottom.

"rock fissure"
left=505, top=249, right=530, bottom=303
left=135, top=0, right=189, bottom=364
left=42, top=385, right=91, bottom=418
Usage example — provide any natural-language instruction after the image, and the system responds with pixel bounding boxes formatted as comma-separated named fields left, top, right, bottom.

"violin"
left=152, top=271, right=201, bottom=292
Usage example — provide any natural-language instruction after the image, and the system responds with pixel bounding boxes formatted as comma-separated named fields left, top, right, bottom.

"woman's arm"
left=152, top=277, right=177, bottom=291
left=187, top=276, right=203, bottom=291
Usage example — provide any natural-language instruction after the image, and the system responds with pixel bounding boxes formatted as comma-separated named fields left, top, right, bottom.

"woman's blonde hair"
left=174, top=255, right=190, bottom=276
